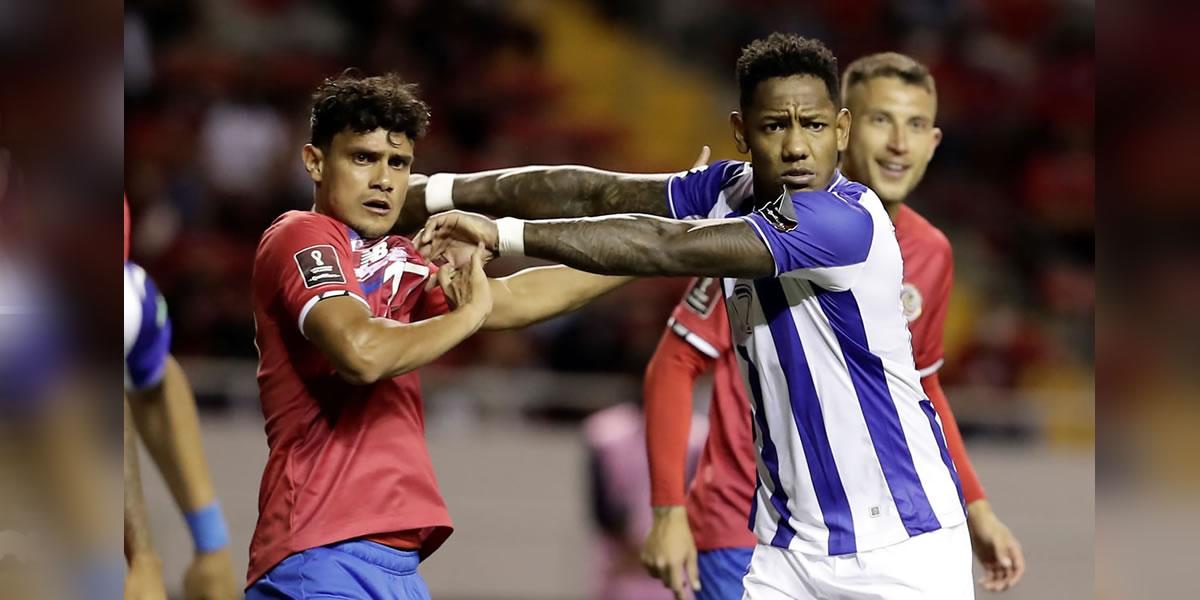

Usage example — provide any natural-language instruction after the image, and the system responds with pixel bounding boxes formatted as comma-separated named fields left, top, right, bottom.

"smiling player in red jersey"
left=640, top=53, right=1026, bottom=599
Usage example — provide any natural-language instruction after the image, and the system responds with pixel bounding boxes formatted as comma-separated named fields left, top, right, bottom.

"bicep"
left=662, top=219, right=776, bottom=279
left=303, top=295, right=373, bottom=362
left=598, top=172, right=673, bottom=217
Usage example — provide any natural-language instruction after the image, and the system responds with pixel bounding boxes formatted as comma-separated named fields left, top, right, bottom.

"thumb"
left=691, top=145, right=711, bottom=170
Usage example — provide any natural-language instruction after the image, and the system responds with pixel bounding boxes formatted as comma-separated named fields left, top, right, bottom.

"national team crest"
left=728, top=283, right=755, bottom=345
left=900, top=282, right=923, bottom=322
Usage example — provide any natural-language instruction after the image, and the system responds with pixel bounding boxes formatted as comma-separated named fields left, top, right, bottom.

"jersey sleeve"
left=666, top=160, right=748, bottom=219
left=124, top=262, right=171, bottom=391
left=667, top=277, right=732, bottom=358
left=256, top=212, right=367, bottom=337
left=742, top=186, right=874, bottom=290
left=912, top=242, right=953, bottom=376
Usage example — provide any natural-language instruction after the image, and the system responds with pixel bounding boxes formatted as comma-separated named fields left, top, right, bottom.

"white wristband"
left=425, top=173, right=456, bottom=213
left=496, top=218, right=526, bottom=257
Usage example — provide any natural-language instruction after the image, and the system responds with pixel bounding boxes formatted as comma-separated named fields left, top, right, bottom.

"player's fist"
left=182, top=548, right=240, bottom=600
left=438, top=242, right=493, bottom=317
left=418, top=211, right=499, bottom=263
left=125, top=554, right=167, bottom=600
left=641, top=506, right=701, bottom=600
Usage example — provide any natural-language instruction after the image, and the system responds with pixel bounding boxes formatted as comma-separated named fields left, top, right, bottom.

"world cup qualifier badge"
left=294, top=244, right=347, bottom=288
left=758, top=188, right=798, bottom=232
left=900, top=282, right=924, bottom=322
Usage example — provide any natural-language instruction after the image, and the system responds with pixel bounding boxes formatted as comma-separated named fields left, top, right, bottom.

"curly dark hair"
left=736, top=33, right=840, bottom=110
left=841, top=52, right=936, bottom=98
left=309, top=71, right=431, bottom=148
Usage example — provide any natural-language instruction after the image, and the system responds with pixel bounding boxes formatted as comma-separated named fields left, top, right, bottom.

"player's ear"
left=730, top=111, right=749, bottom=154
left=931, top=126, right=943, bottom=156
left=302, top=144, right=324, bottom=184
left=836, top=108, right=852, bottom=153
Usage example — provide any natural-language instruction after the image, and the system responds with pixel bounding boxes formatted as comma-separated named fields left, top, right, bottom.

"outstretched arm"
left=395, top=147, right=712, bottom=234
left=482, top=266, right=632, bottom=331
left=420, top=212, right=776, bottom=280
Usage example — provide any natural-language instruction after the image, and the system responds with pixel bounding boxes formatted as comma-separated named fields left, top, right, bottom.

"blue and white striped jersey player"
left=411, top=33, right=972, bottom=599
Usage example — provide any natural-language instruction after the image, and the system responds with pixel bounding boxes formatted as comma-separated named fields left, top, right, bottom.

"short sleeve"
left=743, top=187, right=874, bottom=291
left=256, top=212, right=368, bottom=337
left=124, top=262, right=171, bottom=391
left=666, top=160, right=748, bottom=219
left=667, top=277, right=731, bottom=358
left=911, top=243, right=953, bottom=376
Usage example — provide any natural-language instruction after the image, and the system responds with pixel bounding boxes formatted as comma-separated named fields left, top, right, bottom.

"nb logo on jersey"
left=294, top=244, right=346, bottom=289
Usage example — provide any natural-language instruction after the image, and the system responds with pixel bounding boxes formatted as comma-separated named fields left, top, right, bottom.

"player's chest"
left=350, top=237, right=430, bottom=320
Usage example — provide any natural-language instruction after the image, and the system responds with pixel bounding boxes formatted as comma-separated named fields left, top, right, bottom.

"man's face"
left=731, top=75, right=850, bottom=200
left=304, top=128, right=413, bottom=238
left=842, top=76, right=942, bottom=205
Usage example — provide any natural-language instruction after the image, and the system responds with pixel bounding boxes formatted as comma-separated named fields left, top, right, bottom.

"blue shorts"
left=696, top=547, right=754, bottom=600
left=246, top=540, right=430, bottom=600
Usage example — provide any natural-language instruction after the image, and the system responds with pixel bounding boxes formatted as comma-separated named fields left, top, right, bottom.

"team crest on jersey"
left=684, top=277, right=719, bottom=317
left=757, top=188, right=798, bottom=232
left=293, top=244, right=346, bottom=288
left=900, top=282, right=923, bottom=322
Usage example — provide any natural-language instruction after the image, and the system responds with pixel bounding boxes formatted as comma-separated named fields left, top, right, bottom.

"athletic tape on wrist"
left=184, top=501, right=230, bottom=554
left=496, top=218, right=526, bottom=257
left=425, top=173, right=456, bottom=213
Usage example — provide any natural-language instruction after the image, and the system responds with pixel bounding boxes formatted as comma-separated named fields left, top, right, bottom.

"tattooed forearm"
left=403, top=166, right=672, bottom=225
left=522, top=215, right=776, bottom=279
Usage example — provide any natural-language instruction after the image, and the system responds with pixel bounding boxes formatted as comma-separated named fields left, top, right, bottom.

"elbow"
left=331, top=333, right=394, bottom=385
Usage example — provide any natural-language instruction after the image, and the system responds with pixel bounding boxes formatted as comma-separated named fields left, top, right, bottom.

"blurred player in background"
left=638, top=52, right=1025, bottom=600
left=245, top=71, right=647, bottom=600
left=417, top=33, right=974, bottom=598
left=124, top=197, right=241, bottom=600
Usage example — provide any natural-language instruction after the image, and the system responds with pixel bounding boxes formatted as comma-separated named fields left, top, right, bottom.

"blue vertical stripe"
left=755, top=280, right=856, bottom=555
left=735, top=345, right=797, bottom=548
left=815, top=288, right=942, bottom=536
left=921, top=400, right=966, bottom=510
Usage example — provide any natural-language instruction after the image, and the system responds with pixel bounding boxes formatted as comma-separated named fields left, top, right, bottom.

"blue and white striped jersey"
left=667, top=160, right=965, bottom=556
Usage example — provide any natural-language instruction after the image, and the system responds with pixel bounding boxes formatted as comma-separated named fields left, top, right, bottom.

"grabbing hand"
left=417, top=211, right=499, bottom=264
left=435, top=242, right=493, bottom=316
left=641, top=506, right=701, bottom=600
left=183, top=548, right=240, bottom=600
left=967, top=500, right=1026, bottom=592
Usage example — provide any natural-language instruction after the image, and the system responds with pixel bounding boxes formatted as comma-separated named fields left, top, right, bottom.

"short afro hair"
left=309, top=71, right=431, bottom=149
left=842, top=52, right=936, bottom=100
left=736, top=33, right=840, bottom=110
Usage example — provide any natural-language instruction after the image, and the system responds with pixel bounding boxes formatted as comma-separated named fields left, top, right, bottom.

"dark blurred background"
left=121, top=1, right=1095, bottom=598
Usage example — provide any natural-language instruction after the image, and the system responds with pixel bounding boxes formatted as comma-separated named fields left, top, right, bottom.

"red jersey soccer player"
left=641, top=53, right=1026, bottom=599
left=245, top=73, right=631, bottom=600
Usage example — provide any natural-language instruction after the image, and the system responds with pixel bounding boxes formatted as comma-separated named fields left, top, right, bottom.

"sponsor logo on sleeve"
left=757, top=188, right=798, bottom=232
left=294, top=244, right=346, bottom=288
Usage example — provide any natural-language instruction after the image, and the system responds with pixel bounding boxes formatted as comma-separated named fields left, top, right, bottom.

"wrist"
left=425, top=173, right=456, bottom=213
left=496, top=217, right=525, bottom=256
left=184, top=501, right=230, bottom=555
left=966, top=499, right=993, bottom=521
left=651, top=505, right=687, bottom=519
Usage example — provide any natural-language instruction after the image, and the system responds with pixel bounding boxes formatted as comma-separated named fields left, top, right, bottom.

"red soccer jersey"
left=247, top=210, right=453, bottom=587
left=894, top=204, right=952, bottom=376
left=646, top=205, right=983, bottom=552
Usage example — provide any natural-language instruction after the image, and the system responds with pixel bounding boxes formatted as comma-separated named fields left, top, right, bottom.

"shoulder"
left=897, top=205, right=953, bottom=259
left=258, top=211, right=348, bottom=254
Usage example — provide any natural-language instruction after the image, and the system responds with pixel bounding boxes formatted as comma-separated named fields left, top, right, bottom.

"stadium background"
left=123, top=0, right=1094, bottom=598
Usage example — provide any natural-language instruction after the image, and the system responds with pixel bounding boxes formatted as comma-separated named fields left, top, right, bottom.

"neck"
left=883, top=199, right=902, bottom=222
